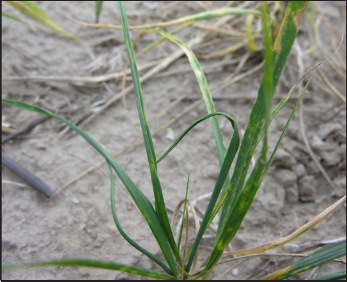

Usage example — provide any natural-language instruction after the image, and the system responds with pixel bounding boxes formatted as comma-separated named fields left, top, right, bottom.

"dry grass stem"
left=218, top=253, right=346, bottom=267
left=193, top=24, right=247, bottom=37
left=222, top=196, right=346, bottom=256
left=200, top=41, right=245, bottom=59
left=2, top=59, right=162, bottom=83
left=317, top=68, right=346, bottom=103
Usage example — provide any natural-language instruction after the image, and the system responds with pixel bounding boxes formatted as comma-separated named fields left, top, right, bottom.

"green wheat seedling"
left=3, top=1, right=78, bottom=39
left=2, top=1, right=346, bottom=280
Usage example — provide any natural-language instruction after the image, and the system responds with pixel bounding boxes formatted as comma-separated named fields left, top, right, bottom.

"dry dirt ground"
left=2, top=1, right=346, bottom=280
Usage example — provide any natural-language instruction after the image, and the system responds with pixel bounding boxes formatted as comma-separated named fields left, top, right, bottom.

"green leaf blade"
left=195, top=133, right=268, bottom=279
left=311, top=271, right=346, bottom=280
left=2, top=11, right=29, bottom=25
left=95, top=1, right=103, bottom=23
left=7, top=1, right=78, bottom=39
left=2, top=258, right=178, bottom=280
left=116, top=2, right=179, bottom=275
left=259, top=240, right=346, bottom=280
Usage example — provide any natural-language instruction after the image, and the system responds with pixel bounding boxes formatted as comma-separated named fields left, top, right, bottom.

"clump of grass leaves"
left=2, top=1, right=346, bottom=280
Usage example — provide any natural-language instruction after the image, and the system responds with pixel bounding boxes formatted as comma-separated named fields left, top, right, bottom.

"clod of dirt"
left=311, top=135, right=344, bottom=167
left=298, top=175, right=317, bottom=202
left=293, top=163, right=306, bottom=179
left=320, top=145, right=345, bottom=167
left=317, top=122, right=344, bottom=140
left=273, top=169, right=298, bottom=204
left=311, top=135, right=336, bottom=153
left=281, top=139, right=307, bottom=163
left=272, top=148, right=296, bottom=168
left=259, top=179, right=285, bottom=212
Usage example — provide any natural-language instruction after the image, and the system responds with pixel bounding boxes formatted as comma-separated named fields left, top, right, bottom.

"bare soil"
left=2, top=1, right=346, bottom=280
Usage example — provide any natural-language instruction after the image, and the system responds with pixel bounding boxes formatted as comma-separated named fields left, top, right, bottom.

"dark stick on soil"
left=2, top=153, right=54, bottom=197
left=2, top=115, right=49, bottom=144
left=2, top=96, right=76, bottom=144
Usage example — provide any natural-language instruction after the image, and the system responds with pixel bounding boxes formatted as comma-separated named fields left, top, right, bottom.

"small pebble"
left=166, top=127, right=175, bottom=140
left=71, top=198, right=79, bottom=204
left=232, top=268, right=239, bottom=276
left=125, top=131, right=132, bottom=138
